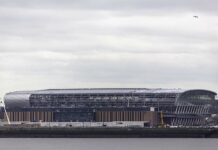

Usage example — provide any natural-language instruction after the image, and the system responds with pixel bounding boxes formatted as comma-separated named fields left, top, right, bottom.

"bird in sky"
left=193, top=16, right=199, bottom=19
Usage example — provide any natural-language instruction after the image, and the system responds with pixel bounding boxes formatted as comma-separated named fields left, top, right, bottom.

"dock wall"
left=1, top=127, right=218, bottom=138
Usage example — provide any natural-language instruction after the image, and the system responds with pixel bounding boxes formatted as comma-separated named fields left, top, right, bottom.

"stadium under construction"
left=1, top=88, right=218, bottom=127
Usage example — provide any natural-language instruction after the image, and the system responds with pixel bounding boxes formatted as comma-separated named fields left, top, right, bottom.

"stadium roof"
left=6, top=88, right=217, bottom=96
left=7, top=88, right=187, bottom=95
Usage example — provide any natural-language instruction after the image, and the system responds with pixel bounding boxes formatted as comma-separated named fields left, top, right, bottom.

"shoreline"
left=0, top=127, right=218, bottom=138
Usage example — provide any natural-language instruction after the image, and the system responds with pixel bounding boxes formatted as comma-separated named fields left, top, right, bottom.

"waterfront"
left=0, top=138, right=218, bottom=150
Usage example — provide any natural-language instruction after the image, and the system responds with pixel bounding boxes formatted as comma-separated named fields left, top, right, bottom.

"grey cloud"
left=0, top=0, right=218, bottom=97
left=1, top=0, right=218, bottom=14
left=1, top=6, right=218, bottom=55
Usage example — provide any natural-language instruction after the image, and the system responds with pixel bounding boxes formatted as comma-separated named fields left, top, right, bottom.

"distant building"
left=1, top=88, right=217, bottom=126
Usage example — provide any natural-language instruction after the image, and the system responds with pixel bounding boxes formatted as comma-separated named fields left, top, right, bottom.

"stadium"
left=1, top=88, right=217, bottom=127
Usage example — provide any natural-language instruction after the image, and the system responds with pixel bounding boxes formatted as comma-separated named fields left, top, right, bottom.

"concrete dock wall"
left=0, top=127, right=218, bottom=138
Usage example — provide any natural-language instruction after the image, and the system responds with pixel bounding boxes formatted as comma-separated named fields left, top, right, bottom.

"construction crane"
left=158, top=111, right=166, bottom=128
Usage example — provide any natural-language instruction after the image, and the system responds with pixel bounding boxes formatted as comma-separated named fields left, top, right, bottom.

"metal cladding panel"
left=29, top=88, right=186, bottom=95
left=4, top=92, right=31, bottom=109
left=177, top=89, right=217, bottom=100
left=181, top=89, right=217, bottom=96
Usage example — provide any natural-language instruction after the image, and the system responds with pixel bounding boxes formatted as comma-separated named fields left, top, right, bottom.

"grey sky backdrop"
left=0, top=0, right=218, bottom=98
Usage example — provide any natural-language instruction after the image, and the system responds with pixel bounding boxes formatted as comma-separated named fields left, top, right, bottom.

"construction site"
left=1, top=88, right=218, bottom=128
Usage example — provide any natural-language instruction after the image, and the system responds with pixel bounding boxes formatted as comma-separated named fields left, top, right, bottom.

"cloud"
left=1, top=0, right=218, bottom=13
left=0, top=0, right=218, bottom=97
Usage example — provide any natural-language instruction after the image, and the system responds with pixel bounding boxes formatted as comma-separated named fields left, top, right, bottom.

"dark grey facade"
left=2, top=88, right=217, bottom=126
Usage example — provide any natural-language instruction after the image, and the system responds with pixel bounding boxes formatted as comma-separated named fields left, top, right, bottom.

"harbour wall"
left=1, top=127, right=218, bottom=138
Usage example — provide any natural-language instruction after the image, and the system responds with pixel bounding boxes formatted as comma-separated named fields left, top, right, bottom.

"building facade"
left=1, top=88, right=217, bottom=126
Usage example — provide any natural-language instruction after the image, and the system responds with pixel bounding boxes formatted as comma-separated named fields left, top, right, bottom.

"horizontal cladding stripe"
left=5, top=88, right=187, bottom=95
left=5, top=89, right=217, bottom=98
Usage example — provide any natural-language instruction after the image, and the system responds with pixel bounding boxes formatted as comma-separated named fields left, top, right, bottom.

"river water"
left=0, top=138, right=217, bottom=150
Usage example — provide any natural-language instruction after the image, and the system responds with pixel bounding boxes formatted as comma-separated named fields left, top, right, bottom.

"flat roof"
left=6, top=88, right=216, bottom=96
left=8, top=88, right=187, bottom=95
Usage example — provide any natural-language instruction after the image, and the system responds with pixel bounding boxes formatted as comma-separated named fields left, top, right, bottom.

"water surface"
left=0, top=138, right=217, bottom=150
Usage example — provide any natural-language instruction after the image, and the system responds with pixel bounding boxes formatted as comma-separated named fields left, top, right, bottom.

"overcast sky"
left=0, top=0, right=218, bottom=98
